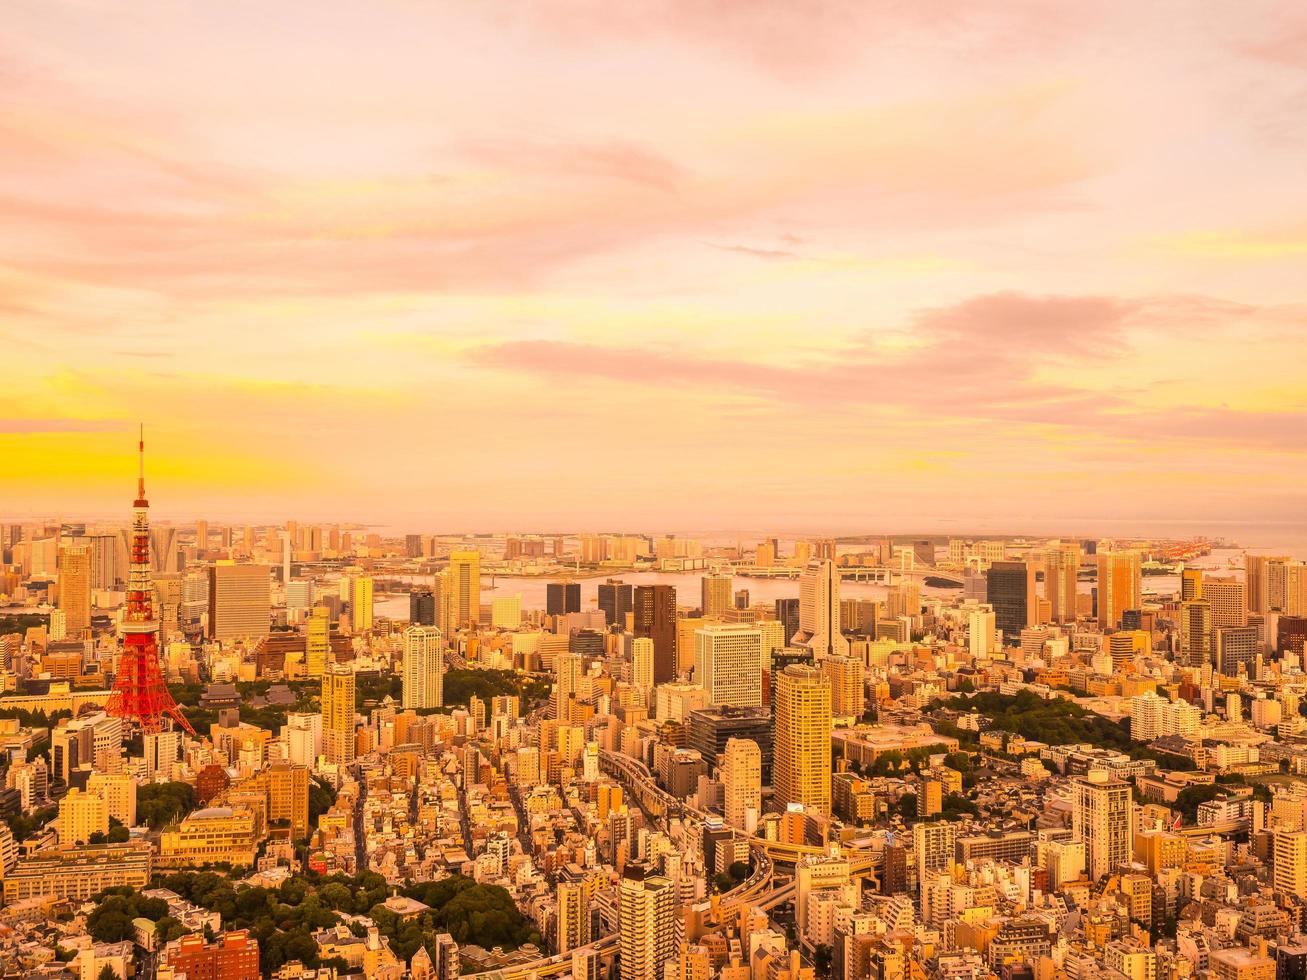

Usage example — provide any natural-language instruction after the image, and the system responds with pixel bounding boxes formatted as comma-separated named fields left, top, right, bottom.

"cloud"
left=0, top=418, right=122, bottom=433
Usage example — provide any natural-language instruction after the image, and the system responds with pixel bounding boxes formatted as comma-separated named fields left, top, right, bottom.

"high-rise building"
left=631, top=637, right=654, bottom=696
left=57, top=787, right=108, bottom=846
left=1097, top=551, right=1142, bottom=629
left=598, top=579, right=633, bottom=627
left=1215, top=626, right=1259, bottom=677
left=794, top=560, right=849, bottom=658
left=410, top=589, right=436, bottom=626
left=491, top=594, right=522, bottom=629
left=773, top=665, right=832, bottom=814
left=821, top=655, right=865, bottom=720
left=968, top=606, right=996, bottom=659
left=1042, top=542, right=1080, bottom=623
left=449, top=551, right=482, bottom=626
left=1073, top=771, right=1132, bottom=880
left=1179, top=599, right=1213, bottom=667
left=304, top=605, right=330, bottom=679
left=633, top=585, right=677, bottom=683
left=618, top=866, right=675, bottom=980
left=774, top=598, right=800, bottom=648
left=1275, top=829, right=1307, bottom=901
left=1204, top=578, right=1247, bottom=628
left=321, top=665, right=356, bottom=766
left=208, top=563, right=271, bottom=643
left=57, top=542, right=92, bottom=637
left=693, top=624, right=763, bottom=708
left=721, top=737, right=761, bottom=834
left=350, top=575, right=374, bottom=632
left=556, top=880, right=590, bottom=954
left=1180, top=567, right=1204, bottom=602
left=700, top=573, right=733, bottom=619
left=402, top=625, right=445, bottom=711
left=547, top=581, right=582, bottom=616
left=688, top=705, right=772, bottom=782
left=986, top=561, right=1030, bottom=641
left=1247, top=555, right=1290, bottom=615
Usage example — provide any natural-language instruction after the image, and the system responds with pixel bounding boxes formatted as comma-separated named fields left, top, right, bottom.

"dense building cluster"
left=3, top=471, right=1307, bottom=980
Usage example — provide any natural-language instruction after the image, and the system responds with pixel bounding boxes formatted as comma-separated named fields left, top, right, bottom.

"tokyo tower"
left=105, top=427, right=196, bottom=736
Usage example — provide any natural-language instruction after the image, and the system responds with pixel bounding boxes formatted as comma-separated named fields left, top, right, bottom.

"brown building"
left=166, top=930, right=261, bottom=980
left=634, top=585, right=677, bottom=683
left=196, top=764, right=232, bottom=805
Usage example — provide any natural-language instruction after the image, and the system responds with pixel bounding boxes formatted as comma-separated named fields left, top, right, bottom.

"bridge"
left=728, top=564, right=965, bottom=588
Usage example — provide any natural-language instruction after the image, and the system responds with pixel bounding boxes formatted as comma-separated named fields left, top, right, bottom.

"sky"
left=2, top=0, right=1306, bottom=533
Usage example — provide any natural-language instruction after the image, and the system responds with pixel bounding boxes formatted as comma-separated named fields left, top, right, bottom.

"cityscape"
left=4, top=4, right=1307, bottom=980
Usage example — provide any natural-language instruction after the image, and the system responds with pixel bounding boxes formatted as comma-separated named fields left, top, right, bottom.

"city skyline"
left=4, top=1, right=1307, bottom=527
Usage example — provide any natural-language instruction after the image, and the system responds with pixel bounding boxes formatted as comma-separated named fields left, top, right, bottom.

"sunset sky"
left=3, top=1, right=1306, bottom=532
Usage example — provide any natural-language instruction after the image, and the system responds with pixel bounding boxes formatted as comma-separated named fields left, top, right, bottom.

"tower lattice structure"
left=105, top=428, right=196, bottom=736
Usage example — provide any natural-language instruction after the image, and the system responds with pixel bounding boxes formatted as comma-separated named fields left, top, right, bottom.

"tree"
left=728, top=861, right=750, bottom=882
left=99, top=966, right=118, bottom=980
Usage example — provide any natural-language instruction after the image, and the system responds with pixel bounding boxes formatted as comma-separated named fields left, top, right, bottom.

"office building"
left=402, top=625, right=445, bottom=711
left=1042, top=542, right=1080, bottom=623
left=968, top=606, right=996, bottom=659
left=58, top=542, right=92, bottom=637
left=821, top=655, right=865, bottom=720
left=631, top=637, right=655, bottom=696
left=701, top=573, right=733, bottom=619
left=208, top=563, right=271, bottom=643
left=794, top=560, right=849, bottom=658
left=2, top=843, right=151, bottom=903
left=1179, top=599, right=1213, bottom=667
left=58, top=786, right=108, bottom=845
left=547, top=581, right=582, bottom=616
left=774, top=665, right=832, bottom=814
left=634, top=585, right=677, bottom=683
left=492, top=594, right=522, bottom=629
left=1205, top=577, right=1248, bottom=628
left=598, top=579, right=633, bottom=627
left=688, top=706, right=772, bottom=782
left=410, top=589, right=436, bottom=626
left=694, top=623, right=763, bottom=708
left=1097, top=551, right=1142, bottom=629
left=449, top=550, right=482, bottom=625
left=986, top=561, right=1030, bottom=641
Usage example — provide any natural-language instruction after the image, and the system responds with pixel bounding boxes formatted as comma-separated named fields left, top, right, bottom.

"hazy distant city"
left=5, top=2, right=1307, bottom=980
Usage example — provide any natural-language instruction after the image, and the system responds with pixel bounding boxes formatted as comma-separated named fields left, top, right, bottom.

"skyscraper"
left=774, top=665, right=832, bottom=815
left=402, top=625, right=444, bottom=710
left=693, top=624, right=763, bottom=708
left=1073, top=771, right=1132, bottom=880
left=321, top=665, right=356, bottom=765
left=57, top=542, right=92, bottom=637
left=1180, top=567, right=1203, bottom=602
left=598, top=579, right=633, bottom=627
left=448, top=550, right=482, bottom=626
left=1205, top=577, right=1248, bottom=628
left=547, top=581, right=582, bottom=616
left=633, top=585, right=677, bottom=683
left=410, top=589, right=436, bottom=626
left=631, top=637, right=654, bottom=696
left=986, top=561, right=1030, bottom=642
left=305, top=605, right=330, bottom=679
left=721, top=737, right=761, bottom=833
left=350, top=575, right=374, bottom=632
left=208, top=563, right=271, bottom=643
left=1097, top=551, right=1142, bottom=629
left=1041, top=542, right=1080, bottom=623
left=1179, top=599, right=1213, bottom=667
left=618, top=866, right=675, bottom=980
left=700, top=573, right=733, bottom=619
left=821, top=655, right=865, bottom=720
left=794, top=560, right=848, bottom=658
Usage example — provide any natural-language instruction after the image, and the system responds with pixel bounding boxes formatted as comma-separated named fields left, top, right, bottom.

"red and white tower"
left=105, top=427, right=195, bottom=735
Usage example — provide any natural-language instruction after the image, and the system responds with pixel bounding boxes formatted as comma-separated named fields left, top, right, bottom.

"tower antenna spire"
left=138, top=423, right=145, bottom=500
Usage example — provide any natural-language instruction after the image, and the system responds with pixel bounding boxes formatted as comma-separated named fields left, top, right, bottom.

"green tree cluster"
left=137, top=782, right=196, bottom=828
left=87, top=887, right=188, bottom=945
left=388, top=876, right=542, bottom=960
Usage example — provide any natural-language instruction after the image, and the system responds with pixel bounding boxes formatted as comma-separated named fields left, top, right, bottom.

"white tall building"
left=794, top=559, right=849, bottom=659
left=694, top=624, right=763, bottom=707
left=1073, top=771, right=1132, bottom=880
left=1129, top=691, right=1201, bottom=742
left=631, top=637, right=655, bottom=696
left=618, top=867, right=675, bottom=980
left=968, top=606, right=996, bottom=659
left=402, top=625, right=445, bottom=710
